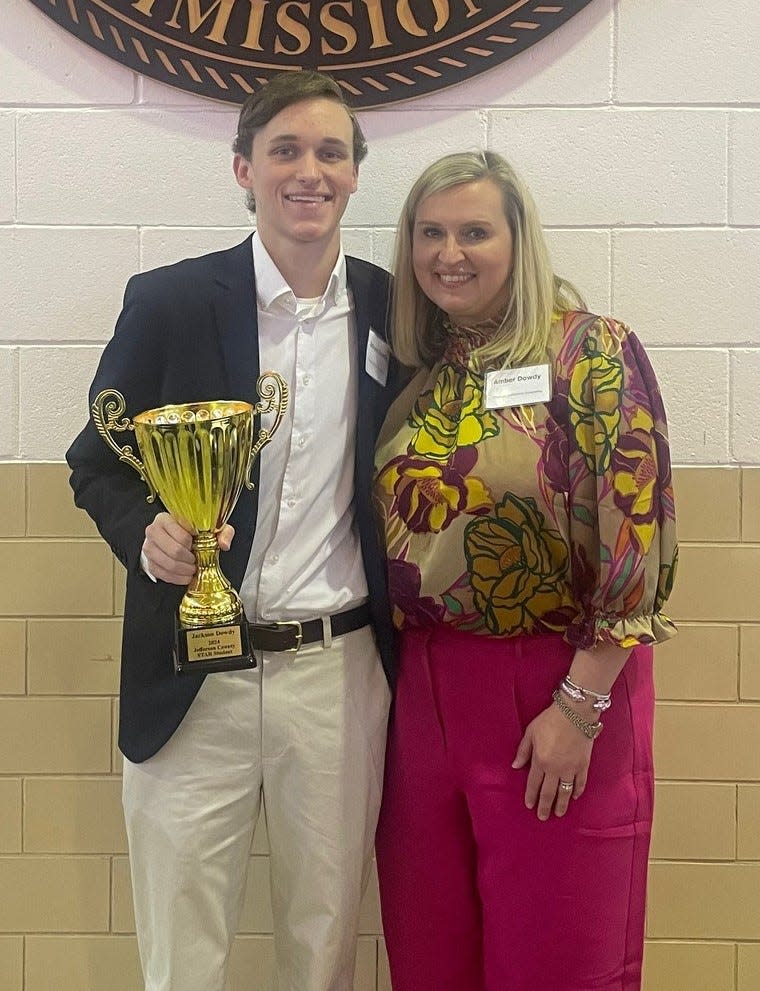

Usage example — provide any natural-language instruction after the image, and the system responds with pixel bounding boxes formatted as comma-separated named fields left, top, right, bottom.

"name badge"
left=484, top=363, right=552, bottom=409
left=366, top=328, right=390, bottom=386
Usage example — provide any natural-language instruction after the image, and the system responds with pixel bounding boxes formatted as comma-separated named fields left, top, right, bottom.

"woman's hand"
left=142, top=512, right=234, bottom=585
left=512, top=702, right=595, bottom=820
left=511, top=642, right=631, bottom=820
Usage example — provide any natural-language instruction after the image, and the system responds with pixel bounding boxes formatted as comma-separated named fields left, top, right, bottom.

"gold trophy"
left=92, top=375, right=288, bottom=674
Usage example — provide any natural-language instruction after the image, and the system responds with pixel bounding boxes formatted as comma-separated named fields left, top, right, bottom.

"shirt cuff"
left=565, top=610, right=678, bottom=650
left=140, top=550, right=158, bottom=583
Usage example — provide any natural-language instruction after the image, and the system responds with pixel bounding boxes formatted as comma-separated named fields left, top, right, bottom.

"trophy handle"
left=245, top=371, right=289, bottom=490
left=91, top=389, right=157, bottom=503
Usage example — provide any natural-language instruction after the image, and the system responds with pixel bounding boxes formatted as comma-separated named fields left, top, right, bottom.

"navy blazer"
left=66, top=236, right=398, bottom=763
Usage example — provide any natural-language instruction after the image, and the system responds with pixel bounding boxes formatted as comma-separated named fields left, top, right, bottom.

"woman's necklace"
left=441, top=315, right=503, bottom=370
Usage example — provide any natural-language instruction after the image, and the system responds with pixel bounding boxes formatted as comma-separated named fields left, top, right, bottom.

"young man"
left=66, top=70, right=397, bottom=991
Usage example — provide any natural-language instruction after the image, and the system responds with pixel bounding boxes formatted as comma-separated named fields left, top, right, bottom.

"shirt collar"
left=251, top=231, right=347, bottom=315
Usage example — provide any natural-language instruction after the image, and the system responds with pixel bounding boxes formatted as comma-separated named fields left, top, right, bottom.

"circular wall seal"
left=28, top=0, right=595, bottom=108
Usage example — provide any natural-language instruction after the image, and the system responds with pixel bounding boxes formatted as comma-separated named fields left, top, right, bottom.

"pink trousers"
left=376, top=626, right=654, bottom=991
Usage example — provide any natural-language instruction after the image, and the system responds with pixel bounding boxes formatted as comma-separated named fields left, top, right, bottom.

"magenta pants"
left=376, top=625, right=654, bottom=991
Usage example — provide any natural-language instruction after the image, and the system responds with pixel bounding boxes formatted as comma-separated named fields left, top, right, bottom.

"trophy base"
left=173, top=616, right=256, bottom=675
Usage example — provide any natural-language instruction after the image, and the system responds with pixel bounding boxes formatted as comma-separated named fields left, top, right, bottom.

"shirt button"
left=297, top=435, right=306, bottom=448
left=287, top=498, right=296, bottom=508
left=271, top=554, right=279, bottom=564
left=303, top=374, right=311, bottom=386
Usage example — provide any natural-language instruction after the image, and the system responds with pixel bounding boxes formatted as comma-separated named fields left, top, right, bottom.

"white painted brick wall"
left=730, top=114, right=760, bottom=224
left=139, top=228, right=251, bottom=273
left=545, top=230, right=611, bottom=317
left=612, top=230, right=760, bottom=347
left=0, top=0, right=758, bottom=465
left=16, top=110, right=243, bottom=227
left=731, top=350, right=760, bottom=463
left=0, top=228, right=139, bottom=343
left=616, top=1, right=760, bottom=104
left=489, top=109, right=726, bottom=226
left=18, top=346, right=103, bottom=461
left=0, top=348, right=19, bottom=458
left=0, top=0, right=134, bottom=105
left=346, top=109, right=487, bottom=226
left=0, top=114, right=15, bottom=223
left=648, top=349, right=730, bottom=464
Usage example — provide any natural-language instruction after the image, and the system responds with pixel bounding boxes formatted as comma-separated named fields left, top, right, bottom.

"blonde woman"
left=373, top=151, right=677, bottom=991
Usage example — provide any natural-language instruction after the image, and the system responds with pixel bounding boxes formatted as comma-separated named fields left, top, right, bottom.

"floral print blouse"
left=373, top=311, right=678, bottom=650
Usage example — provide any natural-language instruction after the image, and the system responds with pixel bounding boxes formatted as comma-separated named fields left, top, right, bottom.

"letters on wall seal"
left=27, top=0, right=595, bottom=107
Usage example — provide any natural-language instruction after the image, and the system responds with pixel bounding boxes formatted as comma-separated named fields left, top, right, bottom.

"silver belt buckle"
left=274, top=620, right=303, bottom=652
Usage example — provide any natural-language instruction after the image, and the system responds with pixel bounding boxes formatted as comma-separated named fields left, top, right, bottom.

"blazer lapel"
left=212, top=235, right=261, bottom=407
left=347, top=254, right=386, bottom=417
left=347, top=255, right=392, bottom=516
left=347, top=257, right=374, bottom=470
left=210, top=234, right=263, bottom=508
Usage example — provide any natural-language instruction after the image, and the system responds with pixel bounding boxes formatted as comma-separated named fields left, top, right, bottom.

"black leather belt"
left=248, top=603, right=371, bottom=653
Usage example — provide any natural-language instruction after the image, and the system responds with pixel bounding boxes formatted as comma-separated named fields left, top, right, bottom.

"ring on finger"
left=558, top=780, right=574, bottom=792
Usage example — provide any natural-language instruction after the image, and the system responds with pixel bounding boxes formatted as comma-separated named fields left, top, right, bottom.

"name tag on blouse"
left=484, top=364, right=552, bottom=409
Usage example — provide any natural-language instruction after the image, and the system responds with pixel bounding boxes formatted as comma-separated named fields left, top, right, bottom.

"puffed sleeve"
left=560, top=315, right=678, bottom=649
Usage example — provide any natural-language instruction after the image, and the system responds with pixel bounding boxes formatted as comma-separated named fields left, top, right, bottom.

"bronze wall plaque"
left=28, top=1, right=594, bottom=108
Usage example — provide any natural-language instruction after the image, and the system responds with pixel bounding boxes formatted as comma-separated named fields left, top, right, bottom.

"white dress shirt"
left=238, top=232, right=368, bottom=623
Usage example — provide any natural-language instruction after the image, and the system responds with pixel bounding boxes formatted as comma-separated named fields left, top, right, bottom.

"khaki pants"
left=122, top=625, right=390, bottom=991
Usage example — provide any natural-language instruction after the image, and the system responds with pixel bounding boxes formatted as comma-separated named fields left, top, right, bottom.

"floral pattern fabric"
left=374, top=312, right=678, bottom=649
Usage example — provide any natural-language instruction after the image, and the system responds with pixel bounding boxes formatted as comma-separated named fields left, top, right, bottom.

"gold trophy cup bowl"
left=92, top=375, right=288, bottom=674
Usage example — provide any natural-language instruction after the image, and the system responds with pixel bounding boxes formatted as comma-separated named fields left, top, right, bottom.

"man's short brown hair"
left=233, top=69, right=367, bottom=165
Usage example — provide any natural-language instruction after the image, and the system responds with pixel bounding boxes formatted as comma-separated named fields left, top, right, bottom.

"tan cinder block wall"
left=2, top=462, right=759, bottom=991
left=0, top=462, right=389, bottom=991
left=645, top=466, right=760, bottom=991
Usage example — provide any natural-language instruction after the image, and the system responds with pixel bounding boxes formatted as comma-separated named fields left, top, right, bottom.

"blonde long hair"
left=392, top=151, right=584, bottom=369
